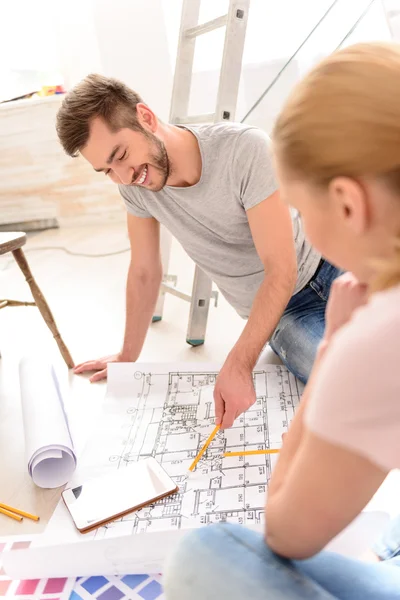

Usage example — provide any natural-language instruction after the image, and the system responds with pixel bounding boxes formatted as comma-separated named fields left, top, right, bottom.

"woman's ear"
left=328, top=177, right=369, bottom=235
left=136, top=103, right=158, bottom=132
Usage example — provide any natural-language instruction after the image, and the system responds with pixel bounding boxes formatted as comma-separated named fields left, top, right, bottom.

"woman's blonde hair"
left=273, top=42, right=400, bottom=291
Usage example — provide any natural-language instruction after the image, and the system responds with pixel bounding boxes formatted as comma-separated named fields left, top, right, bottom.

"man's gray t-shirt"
left=120, top=122, right=321, bottom=319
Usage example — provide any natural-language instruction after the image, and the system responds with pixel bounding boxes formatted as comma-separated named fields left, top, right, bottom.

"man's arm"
left=214, top=190, right=297, bottom=427
left=229, top=191, right=297, bottom=368
left=120, top=213, right=163, bottom=359
left=74, top=213, right=162, bottom=381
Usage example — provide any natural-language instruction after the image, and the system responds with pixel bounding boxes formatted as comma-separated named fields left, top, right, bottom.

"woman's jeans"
left=164, top=520, right=400, bottom=599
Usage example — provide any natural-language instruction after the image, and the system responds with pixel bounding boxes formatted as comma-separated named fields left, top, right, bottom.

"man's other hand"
left=73, top=352, right=128, bottom=383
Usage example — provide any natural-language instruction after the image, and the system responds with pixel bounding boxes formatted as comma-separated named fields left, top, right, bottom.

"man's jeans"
left=270, top=259, right=341, bottom=383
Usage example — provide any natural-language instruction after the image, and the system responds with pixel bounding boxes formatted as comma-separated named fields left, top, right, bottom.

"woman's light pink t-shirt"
left=305, top=284, right=400, bottom=472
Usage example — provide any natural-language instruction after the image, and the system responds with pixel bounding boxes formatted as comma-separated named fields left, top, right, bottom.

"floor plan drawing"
left=78, top=363, right=303, bottom=540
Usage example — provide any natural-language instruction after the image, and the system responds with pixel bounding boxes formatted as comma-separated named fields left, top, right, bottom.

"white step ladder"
left=153, top=0, right=250, bottom=345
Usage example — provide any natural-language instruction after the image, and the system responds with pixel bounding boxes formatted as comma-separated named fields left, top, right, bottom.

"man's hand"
left=324, top=272, right=369, bottom=343
left=73, top=352, right=128, bottom=383
left=214, top=358, right=256, bottom=429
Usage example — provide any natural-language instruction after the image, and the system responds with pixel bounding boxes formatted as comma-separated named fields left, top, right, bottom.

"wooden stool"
left=0, top=232, right=74, bottom=368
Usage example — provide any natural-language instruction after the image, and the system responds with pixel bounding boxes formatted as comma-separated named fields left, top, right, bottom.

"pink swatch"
left=43, top=578, right=68, bottom=594
left=0, top=580, right=11, bottom=596
left=11, top=541, right=31, bottom=551
left=15, top=579, right=40, bottom=595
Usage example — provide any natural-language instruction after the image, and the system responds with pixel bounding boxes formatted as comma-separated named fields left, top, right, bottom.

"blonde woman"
left=164, top=42, right=400, bottom=599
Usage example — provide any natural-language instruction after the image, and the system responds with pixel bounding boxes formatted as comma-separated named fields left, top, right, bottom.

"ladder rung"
left=175, top=113, right=216, bottom=125
left=161, top=283, right=192, bottom=303
left=185, top=14, right=228, bottom=39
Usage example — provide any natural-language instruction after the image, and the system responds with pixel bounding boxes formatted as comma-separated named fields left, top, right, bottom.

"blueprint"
left=38, top=362, right=303, bottom=548
left=77, top=362, right=303, bottom=540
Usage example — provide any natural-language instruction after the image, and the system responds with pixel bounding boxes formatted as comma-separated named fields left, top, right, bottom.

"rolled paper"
left=19, top=357, right=76, bottom=489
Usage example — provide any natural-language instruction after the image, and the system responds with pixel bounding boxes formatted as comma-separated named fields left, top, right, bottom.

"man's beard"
left=147, top=133, right=171, bottom=191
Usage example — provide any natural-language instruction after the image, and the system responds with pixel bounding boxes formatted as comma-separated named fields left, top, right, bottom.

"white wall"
left=2, top=0, right=392, bottom=122
left=54, top=0, right=174, bottom=120
left=383, top=0, right=400, bottom=39
left=93, top=0, right=173, bottom=120
left=51, top=0, right=103, bottom=92
left=0, top=0, right=394, bottom=225
left=1, top=0, right=173, bottom=118
left=182, top=0, right=392, bottom=132
left=0, top=0, right=175, bottom=226
left=241, top=0, right=392, bottom=131
left=53, top=0, right=174, bottom=119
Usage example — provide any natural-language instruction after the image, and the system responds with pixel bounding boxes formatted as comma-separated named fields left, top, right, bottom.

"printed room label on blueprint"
left=3, top=364, right=303, bottom=578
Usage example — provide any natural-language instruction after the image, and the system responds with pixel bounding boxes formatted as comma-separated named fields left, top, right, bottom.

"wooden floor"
left=0, top=222, right=399, bottom=538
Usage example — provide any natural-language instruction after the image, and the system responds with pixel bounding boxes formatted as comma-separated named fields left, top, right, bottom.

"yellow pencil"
left=223, top=449, right=280, bottom=457
left=0, top=506, right=23, bottom=522
left=189, top=425, right=221, bottom=472
left=0, top=502, right=39, bottom=522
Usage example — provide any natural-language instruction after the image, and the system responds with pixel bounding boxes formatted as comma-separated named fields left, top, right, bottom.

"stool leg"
left=12, top=248, right=74, bottom=369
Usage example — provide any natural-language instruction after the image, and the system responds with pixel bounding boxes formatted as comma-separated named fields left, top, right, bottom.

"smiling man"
left=56, top=74, right=339, bottom=428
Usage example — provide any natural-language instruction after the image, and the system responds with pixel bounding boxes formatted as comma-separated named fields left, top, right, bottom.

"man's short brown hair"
left=56, top=74, right=144, bottom=157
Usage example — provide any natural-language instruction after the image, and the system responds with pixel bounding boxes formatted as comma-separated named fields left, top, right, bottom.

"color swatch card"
left=0, top=539, right=74, bottom=599
left=0, top=538, right=165, bottom=599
